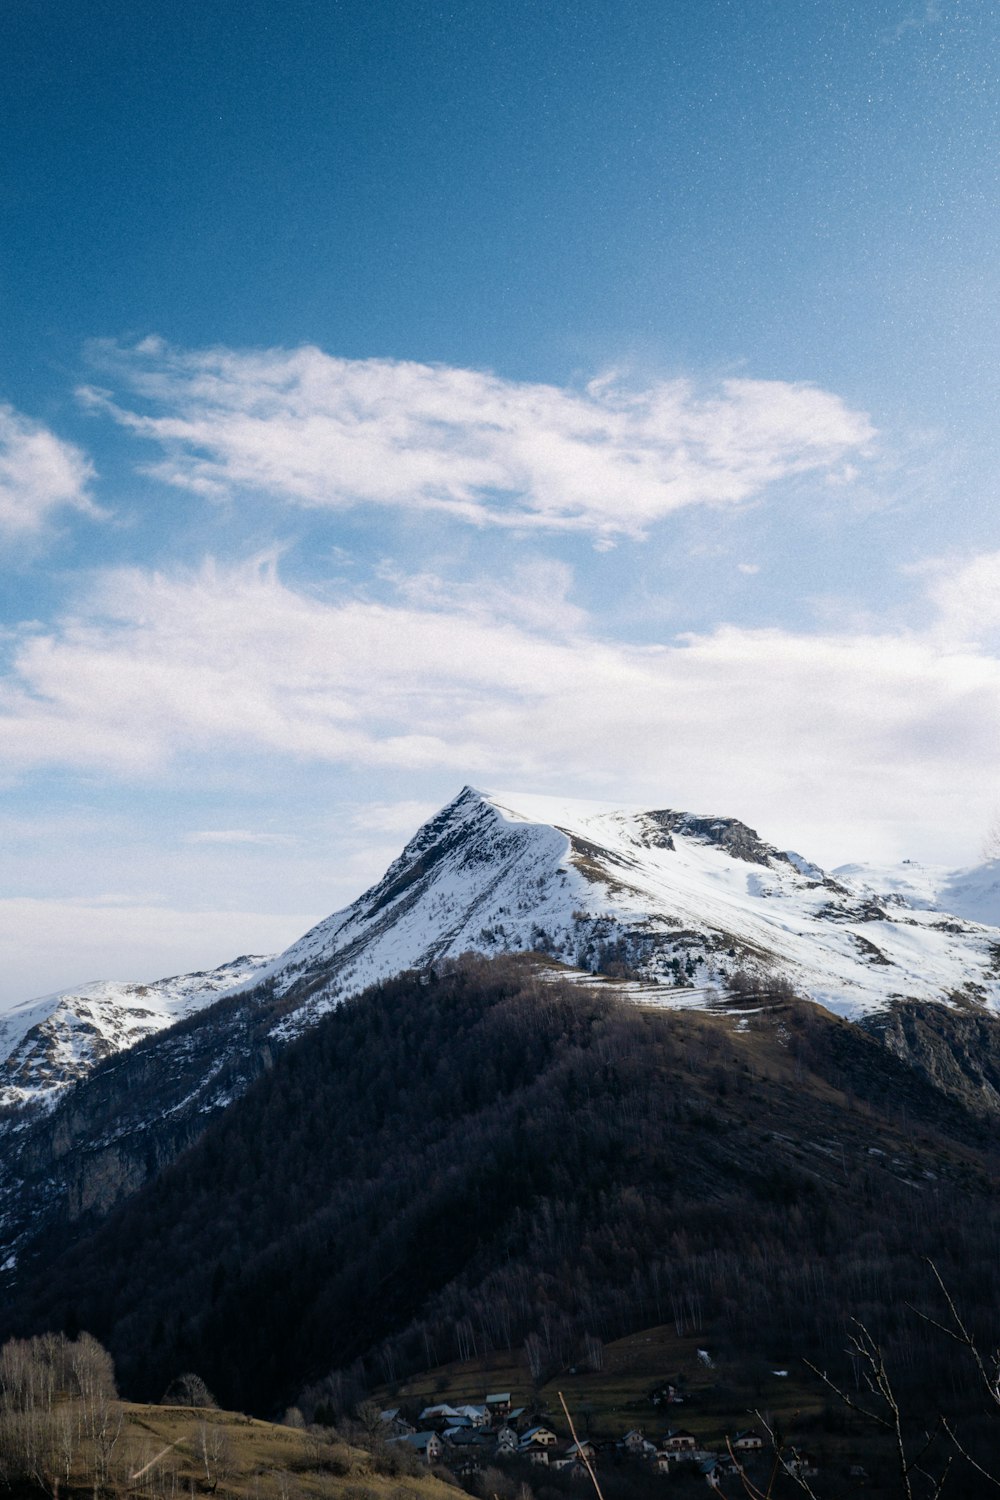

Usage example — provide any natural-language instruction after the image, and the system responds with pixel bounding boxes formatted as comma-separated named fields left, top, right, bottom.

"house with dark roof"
left=443, top=1428, right=492, bottom=1450
left=520, top=1425, right=558, bottom=1449
left=391, top=1432, right=444, bottom=1463
left=662, top=1428, right=697, bottom=1451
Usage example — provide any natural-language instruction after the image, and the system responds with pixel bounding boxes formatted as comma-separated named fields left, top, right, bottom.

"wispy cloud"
left=376, top=557, right=588, bottom=634
left=0, top=404, right=98, bottom=539
left=912, top=549, right=1000, bottom=644
left=183, top=829, right=299, bottom=847
left=885, top=2, right=942, bottom=43
left=79, top=339, right=876, bottom=542
left=1, top=554, right=998, bottom=863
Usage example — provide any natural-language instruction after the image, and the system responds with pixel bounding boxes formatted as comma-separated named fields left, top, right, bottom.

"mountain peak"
left=255, top=787, right=1000, bottom=1028
left=4, top=787, right=1000, bottom=1109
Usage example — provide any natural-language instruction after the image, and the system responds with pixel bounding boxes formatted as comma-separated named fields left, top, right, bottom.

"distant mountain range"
left=4, top=786, right=1000, bottom=1109
left=0, top=955, right=271, bottom=1109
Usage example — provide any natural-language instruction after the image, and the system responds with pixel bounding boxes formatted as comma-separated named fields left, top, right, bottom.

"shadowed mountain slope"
left=5, top=956, right=1000, bottom=1423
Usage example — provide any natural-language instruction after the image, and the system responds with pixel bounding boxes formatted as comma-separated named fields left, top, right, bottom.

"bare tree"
left=775, top=1263, right=1000, bottom=1500
left=162, top=1371, right=217, bottom=1408
left=0, top=1330, right=122, bottom=1494
left=524, top=1331, right=545, bottom=1382
left=197, top=1419, right=234, bottom=1490
left=582, top=1332, right=604, bottom=1372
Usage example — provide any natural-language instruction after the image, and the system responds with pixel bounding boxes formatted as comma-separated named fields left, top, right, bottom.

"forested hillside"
left=4, top=957, right=1000, bottom=1433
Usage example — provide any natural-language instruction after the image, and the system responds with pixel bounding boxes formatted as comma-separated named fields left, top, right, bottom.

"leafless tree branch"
left=940, top=1417, right=1000, bottom=1491
left=557, top=1391, right=605, bottom=1500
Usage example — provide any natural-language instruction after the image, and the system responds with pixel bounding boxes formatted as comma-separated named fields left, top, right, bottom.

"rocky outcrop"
left=642, top=810, right=785, bottom=867
left=864, top=1001, right=1000, bottom=1117
left=0, top=980, right=285, bottom=1260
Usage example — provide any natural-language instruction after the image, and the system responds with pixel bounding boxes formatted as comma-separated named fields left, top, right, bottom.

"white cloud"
left=1, top=555, right=998, bottom=864
left=80, top=340, right=875, bottom=540
left=0, top=404, right=97, bottom=538
left=918, top=550, right=1000, bottom=644
left=377, top=557, right=587, bottom=634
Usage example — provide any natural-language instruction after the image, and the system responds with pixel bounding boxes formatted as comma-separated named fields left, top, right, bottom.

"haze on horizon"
left=1, top=0, right=998, bottom=1005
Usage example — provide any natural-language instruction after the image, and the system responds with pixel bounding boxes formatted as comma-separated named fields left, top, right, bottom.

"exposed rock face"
left=641, top=810, right=784, bottom=867
left=864, top=1002, right=1000, bottom=1117
left=67, top=1144, right=149, bottom=1219
left=0, top=983, right=284, bottom=1258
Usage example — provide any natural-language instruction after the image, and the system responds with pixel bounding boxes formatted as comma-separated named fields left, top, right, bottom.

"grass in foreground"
left=12, top=1401, right=459, bottom=1500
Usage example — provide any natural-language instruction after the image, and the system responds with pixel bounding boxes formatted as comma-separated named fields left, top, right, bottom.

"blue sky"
left=1, top=0, right=998, bottom=1002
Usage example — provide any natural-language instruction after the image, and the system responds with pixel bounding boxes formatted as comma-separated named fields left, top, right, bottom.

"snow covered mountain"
left=4, top=785, right=1000, bottom=1272
left=0, top=955, right=271, bottom=1109
left=833, top=856, right=1000, bottom=929
left=249, top=785, right=1000, bottom=1031
left=4, top=786, right=1000, bottom=1109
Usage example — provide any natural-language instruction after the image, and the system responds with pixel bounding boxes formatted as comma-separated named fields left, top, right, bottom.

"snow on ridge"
left=835, top=857, right=1000, bottom=928
left=255, top=787, right=1000, bottom=1035
left=254, top=786, right=577, bottom=1006
left=784, top=851, right=825, bottom=880
left=6, top=787, right=1000, bottom=1109
left=0, top=955, right=273, bottom=1110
